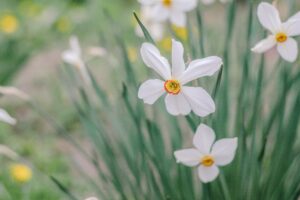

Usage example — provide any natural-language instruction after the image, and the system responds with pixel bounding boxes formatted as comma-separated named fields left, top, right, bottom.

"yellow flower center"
left=276, top=32, right=287, bottom=43
left=164, top=79, right=181, bottom=95
left=162, top=0, right=172, bottom=7
left=201, top=155, right=214, bottom=167
left=10, top=164, right=32, bottom=183
left=0, top=15, right=18, bottom=34
left=172, top=25, right=188, bottom=41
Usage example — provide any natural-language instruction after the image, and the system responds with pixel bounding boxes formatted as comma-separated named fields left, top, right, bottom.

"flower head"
left=0, top=14, right=19, bottom=34
left=62, top=36, right=91, bottom=85
left=138, top=39, right=222, bottom=117
left=174, top=124, right=238, bottom=183
left=138, top=0, right=197, bottom=27
left=136, top=6, right=164, bottom=41
left=10, top=164, right=32, bottom=183
left=252, top=2, right=300, bottom=62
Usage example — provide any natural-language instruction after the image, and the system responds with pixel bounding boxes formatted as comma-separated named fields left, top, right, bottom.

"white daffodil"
left=138, top=39, right=222, bottom=117
left=174, top=124, right=238, bottom=183
left=138, top=0, right=197, bottom=27
left=136, top=6, right=164, bottom=41
left=252, top=2, right=300, bottom=62
left=62, top=36, right=91, bottom=85
left=0, top=108, right=16, bottom=125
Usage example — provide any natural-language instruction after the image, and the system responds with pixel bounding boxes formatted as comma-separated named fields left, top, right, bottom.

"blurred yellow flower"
left=56, top=17, right=72, bottom=33
left=127, top=47, right=138, bottom=62
left=10, top=164, right=32, bottom=183
left=0, top=14, right=19, bottom=34
left=172, top=25, right=188, bottom=41
left=158, top=37, right=172, bottom=52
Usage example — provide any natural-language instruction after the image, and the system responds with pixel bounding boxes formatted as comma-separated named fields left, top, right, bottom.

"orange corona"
left=201, top=155, right=214, bottom=167
left=162, top=0, right=172, bottom=7
left=164, top=79, right=181, bottom=95
left=276, top=32, right=287, bottom=43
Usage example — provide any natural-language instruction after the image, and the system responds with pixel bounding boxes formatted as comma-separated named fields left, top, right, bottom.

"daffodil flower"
left=138, top=39, right=222, bottom=117
left=0, top=108, right=16, bottom=125
left=136, top=6, right=164, bottom=41
left=62, top=36, right=91, bottom=85
left=138, top=0, right=197, bottom=27
left=252, top=2, right=300, bottom=62
left=174, top=124, right=238, bottom=183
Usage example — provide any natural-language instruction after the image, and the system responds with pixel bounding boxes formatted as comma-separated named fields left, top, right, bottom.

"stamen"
left=162, top=0, right=172, bottom=7
left=164, top=79, right=181, bottom=95
left=201, top=155, right=214, bottom=167
left=276, top=32, right=287, bottom=43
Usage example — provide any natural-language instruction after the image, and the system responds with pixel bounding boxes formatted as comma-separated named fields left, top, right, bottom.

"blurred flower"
left=62, top=36, right=91, bottom=85
left=0, top=145, right=18, bottom=160
left=10, top=164, right=32, bottom=183
left=172, top=25, right=188, bottom=41
left=84, top=197, right=98, bottom=200
left=19, top=1, right=42, bottom=17
left=0, top=108, right=16, bottom=125
left=127, top=47, right=138, bottom=63
left=87, top=46, right=107, bottom=58
left=0, top=14, right=19, bottom=34
left=138, top=0, right=197, bottom=27
left=136, top=6, right=164, bottom=41
left=174, top=124, right=238, bottom=183
left=0, top=86, right=30, bottom=101
left=138, top=39, right=222, bottom=116
left=55, top=17, right=72, bottom=33
left=158, top=37, right=172, bottom=52
left=252, top=2, right=300, bottom=62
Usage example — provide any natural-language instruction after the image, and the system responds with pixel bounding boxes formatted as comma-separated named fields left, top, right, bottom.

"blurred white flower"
left=0, top=108, right=16, bottom=125
left=0, top=144, right=18, bottom=160
left=0, top=86, right=30, bottom=101
left=138, top=0, right=197, bottom=27
left=87, top=47, right=107, bottom=57
left=138, top=39, right=222, bottom=117
left=252, top=2, right=300, bottom=62
left=62, top=36, right=91, bottom=85
left=174, top=124, right=238, bottom=183
left=84, top=197, right=98, bottom=200
left=136, top=6, right=164, bottom=41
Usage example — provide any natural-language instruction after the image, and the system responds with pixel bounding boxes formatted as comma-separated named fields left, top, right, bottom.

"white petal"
left=198, top=165, right=219, bottom=183
left=171, top=39, right=185, bottom=78
left=62, top=51, right=81, bottom=66
left=181, top=86, right=215, bottom=117
left=172, top=0, right=197, bottom=11
left=251, top=35, right=276, bottom=53
left=70, top=36, right=81, bottom=55
left=201, top=0, right=215, bottom=4
left=151, top=4, right=170, bottom=22
left=257, top=2, right=282, bottom=33
left=140, top=43, right=171, bottom=80
left=211, top=137, right=238, bottom=166
left=179, top=56, right=222, bottom=85
left=164, top=93, right=191, bottom=115
left=283, top=19, right=300, bottom=37
left=174, top=148, right=202, bottom=167
left=138, top=79, right=165, bottom=104
left=277, top=38, right=298, bottom=62
left=287, top=11, right=300, bottom=22
left=170, top=11, right=186, bottom=27
left=0, top=109, right=16, bottom=125
left=193, top=124, right=215, bottom=154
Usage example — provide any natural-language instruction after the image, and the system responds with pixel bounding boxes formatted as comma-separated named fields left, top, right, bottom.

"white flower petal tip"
left=0, top=109, right=17, bottom=125
left=84, top=197, right=98, bottom=200
left=138, top=79, right=165, bottom=105
left=174, top=124, right=238, bottom=183
left=257, top=2, right=281, bottom=33
left=0, top=144, right=18, bottom=159
left=251, top=35, right=276, bottom=54
left=0, top=86, right=30, bottom=101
